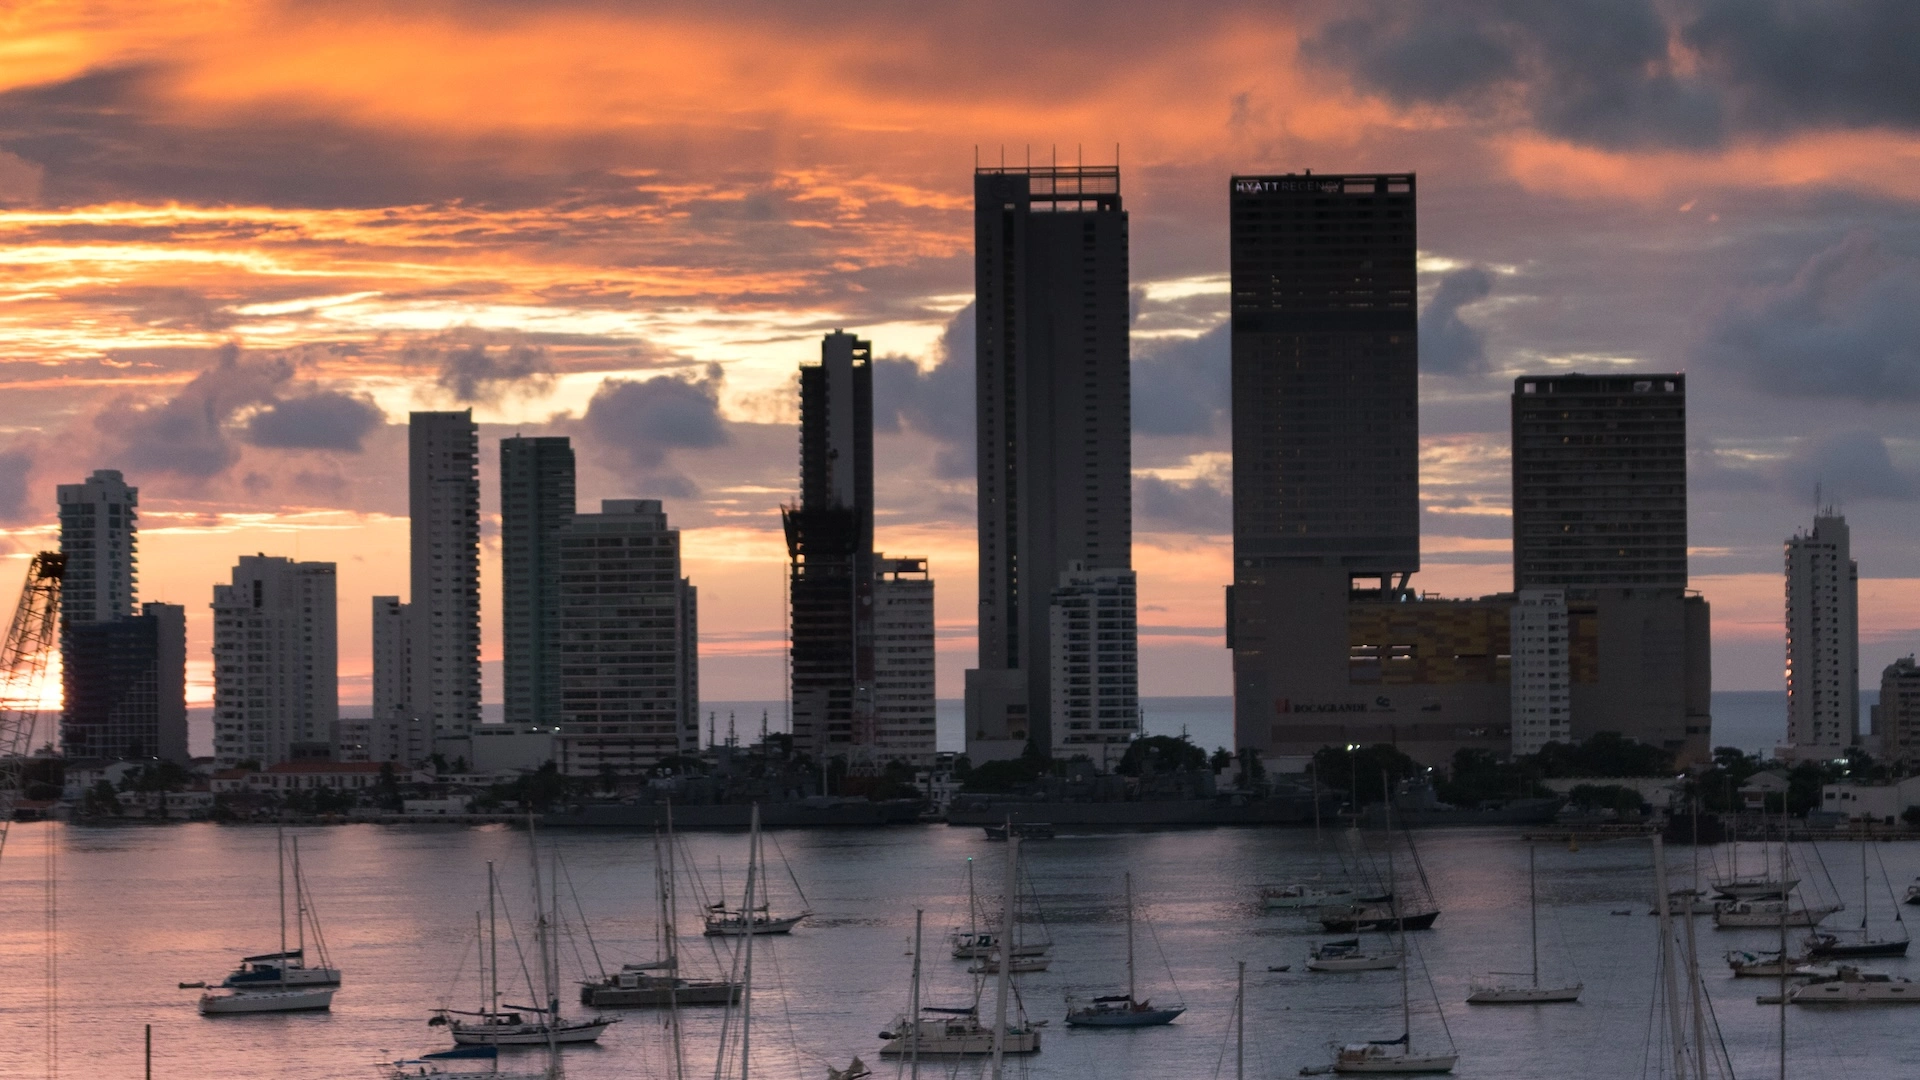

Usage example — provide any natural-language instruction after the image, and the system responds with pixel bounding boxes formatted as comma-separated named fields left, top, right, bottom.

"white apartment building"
left=211, top=555, right=339, bottom=767
left=1510, top=588, right=1571, bottom=755
left=1783, top=512, right=1859, bottom=761
left=1048, top=564, right=1139, bottom=763
left=57, top=468, right=138, bottom=626
left=871, top=556, right=936, bottom=765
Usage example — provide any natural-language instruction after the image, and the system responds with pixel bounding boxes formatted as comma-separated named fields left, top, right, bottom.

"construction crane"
left=0, top=552, right=63, bottom=865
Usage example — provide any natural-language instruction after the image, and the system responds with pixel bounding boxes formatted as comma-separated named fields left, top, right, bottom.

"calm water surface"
left=3, top=821, right=1918, bottom=1079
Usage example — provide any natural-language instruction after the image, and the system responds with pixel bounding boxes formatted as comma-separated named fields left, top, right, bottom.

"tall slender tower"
left=783, top=331, right=875, bottom=758
left=1226, top=173, right=1419, bottom=758
left=965, top=163, right=1134, bottom=762
left=409, top=411, right=481, bottom=742
left=501, top=436, right=575, bottom=727
left=1784, top=511, right=1859, bottom=759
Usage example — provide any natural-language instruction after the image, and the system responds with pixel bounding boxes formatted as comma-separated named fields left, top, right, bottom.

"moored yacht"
left=1786, top=965, right=1920, bottom=1004
left=1306, top=939, right=1400, bottom=973
left=878, top=1008, right=1040, bottom=1055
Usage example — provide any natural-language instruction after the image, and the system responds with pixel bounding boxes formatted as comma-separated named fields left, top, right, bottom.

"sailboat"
left=582, top=828, right=741, bottom=1007
left=435, top=856, right=617, bottom=1046
left=1263, top=760, right=1353, bottom=910
left=1318, top=791, right=1457, bottom=1075
left=1065, top=872, right=1184, bottom=1026
left=198, top=831, right=338, bottom=1014
left=880, top=831, right=1040, bottom=1056
left=1305, top=937, right=1401, bottom=974
left=704, top=831, right=811, bottom=936
left=1804, top=836, right=1909, bottom=959
left=1465, top=845, right=1581, bottom=1004
left=967, top=833, right=1055, bottom=975
left=950, top=857, right=1051, bottom=960
left=1711, top=833, right=1797, bottom=899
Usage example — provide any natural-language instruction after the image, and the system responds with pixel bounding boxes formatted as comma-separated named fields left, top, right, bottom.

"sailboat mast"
left=293, top=836, right=307, bottom=959
left=1383, top=774, right=1408, bottom=1052
left=1235, top=960, right=1245, bottom=1080
left=1528, top=845, right=1538, bottom=988
left=1653, top=835, right=1688, bottom=1080
left=488, top=861, right=500, bottom=1017
left=1778, top=803, right=1789, bottom=1080
left=741, top=804, right=759, bottom=1080
left=990, top=825, right=1017, bottom=1079
left=475, top=910, right=486, bottom=1016
left=277, top=827, right=287, bottom=958
left=968, top=858, right=977, bottom=942
left=1125, top=872, right=1136, bottom=1002
left=910, top=908, right=923, bottom=1080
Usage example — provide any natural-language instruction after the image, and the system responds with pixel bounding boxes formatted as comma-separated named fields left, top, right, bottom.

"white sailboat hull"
left=1465, top=983, right=1581, bottom=1004
left=1307, top=953, right=1401, bottom=973
left=704, top=912, right=807, bottom=936
left=450, top=1017, right=615, bottom=1045
left=1713, top=901, right=1841, bottom=929
left=198, top=986, right=334, bottom=1014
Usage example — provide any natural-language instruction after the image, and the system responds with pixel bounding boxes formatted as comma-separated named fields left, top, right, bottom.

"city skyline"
left=1, top=4, right=1919, bottom=718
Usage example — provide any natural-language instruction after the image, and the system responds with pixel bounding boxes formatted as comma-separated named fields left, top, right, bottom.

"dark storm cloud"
left=873, top=303, right=974, bottom=479
left=433, top=341, right=557, bottom=404
left=1135, top=474, right=1230, bottom=533
left=92, top=343, right=292, bottom=478
left=580, top=367, right=730, bottom=496
left=245, top=391, right=387, bottom=451
left=1303, top=0, right=1920, bottom=150
left=1418, top=267, right=1494, bottom=376
left=1697, top=231, right=1920, bottom=403
left=1779, top=431, right=1915, bottom=502
left=1132, top=323, right=1229, bottom=436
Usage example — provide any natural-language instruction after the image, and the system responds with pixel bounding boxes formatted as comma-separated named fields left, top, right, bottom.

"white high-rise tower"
left=1783, top=511, right=1859, bottom=761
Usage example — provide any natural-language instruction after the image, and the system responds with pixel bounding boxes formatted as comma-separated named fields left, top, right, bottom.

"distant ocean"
left=701, top=690, right=1881, bottom=761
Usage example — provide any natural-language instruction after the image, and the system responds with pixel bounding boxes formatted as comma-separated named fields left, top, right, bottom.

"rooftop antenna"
left=1077, top=143, right=1082, bottom=168
left=1025, top=144, right=1031, bottom=169
left=974, top=144, right=979, bottom=169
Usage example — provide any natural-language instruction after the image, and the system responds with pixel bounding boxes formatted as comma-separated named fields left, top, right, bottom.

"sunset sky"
left=2, top=1, right=1918, bottom=715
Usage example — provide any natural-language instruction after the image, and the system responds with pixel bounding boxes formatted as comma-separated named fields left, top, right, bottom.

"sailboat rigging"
left=1264, top=760, right=1353, bottom=910
left=1465, top=845, right=1580, bottom=1004
left=435, top=847, right=617, bottom=1046
left=1064, top=871, right=1184, bottom=1026
left=197, top=830, right=338, bottom=1014
left=1804, top=835, right=1909, bottom=959
left=1315, top=784, right=1457, bottom=1075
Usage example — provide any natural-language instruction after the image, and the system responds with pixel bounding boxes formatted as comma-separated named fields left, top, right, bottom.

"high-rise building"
left=60, top=602, right=187, bottom=763
left=370, top=595, right=418, bottom=763
left=1511, top=374, right=1710, bottom=762
left=57, top=468, right=139, bottom=628
left=1225, top=173, right=1420, bottom=760
left=1783, top=512, right=1859, bottom=760
left=408, top=411, right=481, bottom=741
left=1048, top=565, right=1140, bottom=763
left=1512, top=375, right=1688, bottom=591
left=1875, top=656, right=1920, bottom=765
left=501, top=436, right=575, bottom=727
left=553, top=500, right=698, bottom=776
left=966, top=164, right=1134, bottom=762
left=871, top=556, right=936, bottom=765
left=784, top=331, right=875, bottom=759
left=1509, top=589, right=1570, bottom=755
left=211, top=556, right=339, bottom=767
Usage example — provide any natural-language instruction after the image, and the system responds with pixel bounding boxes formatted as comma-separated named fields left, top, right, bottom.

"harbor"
left=6, top=819, right=1920, bottom=1078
